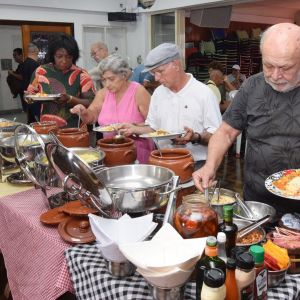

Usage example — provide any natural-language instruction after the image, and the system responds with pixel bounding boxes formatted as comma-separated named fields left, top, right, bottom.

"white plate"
left=265, top=169, right=300, bottom=200
left=93, top=124, right=121, bottom=133
left=25, top=94, right=61, bottom=101
left=140, top=132, right=184, bottom=140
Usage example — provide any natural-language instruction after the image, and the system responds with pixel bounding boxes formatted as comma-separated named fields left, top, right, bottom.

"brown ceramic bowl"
left=97, top=137, right=137, bottom=166
left=148, top=148, right=194, bottom=183
left=55, top=127, right=90, bottom=148
left=32, top=121, right=58, bottom=135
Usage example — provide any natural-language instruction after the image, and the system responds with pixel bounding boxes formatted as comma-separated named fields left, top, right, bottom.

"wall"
left=0, top=0, right=148, bottom=69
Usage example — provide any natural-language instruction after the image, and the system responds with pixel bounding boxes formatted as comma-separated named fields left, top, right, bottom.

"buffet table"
left=0, top=186, right=73, bottom=300
left=66, top=244, right=300, bottom=300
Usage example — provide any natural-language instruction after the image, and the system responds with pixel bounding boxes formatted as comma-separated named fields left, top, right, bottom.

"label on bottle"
left=256, top=269, right=268, bottom=299
left=240, top=282, right=254, bottom=300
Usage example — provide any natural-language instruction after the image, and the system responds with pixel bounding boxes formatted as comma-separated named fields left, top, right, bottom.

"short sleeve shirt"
left=223, top=72, right=300, bottom=213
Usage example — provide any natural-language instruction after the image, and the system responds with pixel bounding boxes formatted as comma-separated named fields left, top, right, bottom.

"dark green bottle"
left=196, top=236, right=226, bottom=299
left=219, top=205, right=238, bottom=257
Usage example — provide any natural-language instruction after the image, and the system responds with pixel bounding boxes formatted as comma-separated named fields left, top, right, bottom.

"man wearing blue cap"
left=120, top=43, right=221, bottom=167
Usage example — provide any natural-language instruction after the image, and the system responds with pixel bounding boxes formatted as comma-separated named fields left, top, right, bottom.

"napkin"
left=89, top=213, right=158, bottom=262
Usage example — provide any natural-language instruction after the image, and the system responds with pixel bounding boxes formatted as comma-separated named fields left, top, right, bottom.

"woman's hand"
left=70, top=104, right=86, bottom=116
left=57, top=93, right=70, bottom=104
left=119, top=123, right=137, bottom=137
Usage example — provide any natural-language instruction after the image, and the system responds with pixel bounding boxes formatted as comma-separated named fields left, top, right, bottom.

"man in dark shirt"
left=20, top=43, right=40, bottom=123
left=193, top=23, right=300, bottom=215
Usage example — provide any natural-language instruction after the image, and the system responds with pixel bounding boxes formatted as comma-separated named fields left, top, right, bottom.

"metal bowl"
left=209, top=188, right=238, bottom=219
left=234, top=201, right=276, bottom=223
left=268, top=264, right=290, bottom=287
left=234, top=218, right=266, bottom=247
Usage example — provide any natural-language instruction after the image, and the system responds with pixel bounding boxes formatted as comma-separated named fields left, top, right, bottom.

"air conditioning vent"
left=108, top=12, right=137, bottom=22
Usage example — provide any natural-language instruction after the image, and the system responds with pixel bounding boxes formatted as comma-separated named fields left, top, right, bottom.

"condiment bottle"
left=219, top=205, right=238, bottom=256
left=225, top=258, right=239, bottom=300
left=249, top=245, right=268, bottom=300
left=217, top=232, right=227, bottom=263
left=196, top=236, right=226, bottom=299
left=235, top=252, right=255, bottom=300
left=201, top=268, right=226, bottom=300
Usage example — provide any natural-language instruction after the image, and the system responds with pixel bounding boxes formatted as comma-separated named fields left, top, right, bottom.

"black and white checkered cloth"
left=65, top=244, right=300, bottom=300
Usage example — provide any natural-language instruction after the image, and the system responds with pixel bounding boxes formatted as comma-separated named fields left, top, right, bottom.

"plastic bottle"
left=196, top=236, right=226, bottom=299
left=235, top=252, right=255, bottom=300
left=201, top=268, right=226, bottom=300
left=225, top=258, right=239, bottom=300
left=217, top=232, right=227, bottom=263
left=219, top=205, right=238, bottom=256
left=249, top=245, right=268, bottom=300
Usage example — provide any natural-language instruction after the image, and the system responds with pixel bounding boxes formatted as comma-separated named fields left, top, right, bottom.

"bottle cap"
left=236, top=252, right=255, bottom=269
left=226, top=258, right=236, bottom=270
left=206, top=236, right=217, bottom=247
left=203, top=268, right=225, bottom=288
left=217, top=232, right=226, bottom=243
left=223, top=205, right=233, bottom=217
left=249, top=245, right=265, bottom=264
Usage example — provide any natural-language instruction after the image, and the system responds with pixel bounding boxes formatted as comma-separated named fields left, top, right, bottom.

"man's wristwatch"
left=191, top=132, right=202, bottom=144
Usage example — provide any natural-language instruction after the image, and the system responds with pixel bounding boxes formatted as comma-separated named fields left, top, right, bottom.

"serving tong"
left=237, top=214, right=270, bottom=240
left=235, top=193, right=255, bottom=220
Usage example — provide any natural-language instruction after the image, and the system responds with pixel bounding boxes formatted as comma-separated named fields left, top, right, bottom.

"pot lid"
left=40, top=206, right=70, bottom=226
left=58, top=216, right=95, bottom=244
left=14, top=124, right=54, bottom=187
left=45, top=142, right=113, bottom=213
left=62, top=200, right=98, bottom=216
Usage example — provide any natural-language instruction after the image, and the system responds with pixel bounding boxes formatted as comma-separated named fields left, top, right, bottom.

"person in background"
left=89, top=41, right=109, bottom=90
left=70, top=54, right=154, bottom=163
left=207, top=69, right=224, bottom=104
left=120, top=43, right=222, bottom=169
left=27, top=33, right=95, bottom=128
left=19, top=43, right=40, bottom=124
left=6, top=48, right=25, bottom=108
left=227, top=64, right=246, bottom=89
left=193, top=23, right=300, bottom=215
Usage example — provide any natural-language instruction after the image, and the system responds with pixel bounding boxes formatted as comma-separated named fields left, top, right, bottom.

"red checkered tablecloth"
left=0, top=187, right=74, bottom=300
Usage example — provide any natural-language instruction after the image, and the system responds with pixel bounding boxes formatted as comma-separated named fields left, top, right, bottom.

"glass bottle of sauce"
left=196, top=236, right=226, bottom=299
left=249, top=245, right=268, bottom=300
left=225, top=258, right=239, bottom=300
left=201, top=268, right=226, bottom=300
left=219, top=205, right=238, bottom=256
left=235, top=252, right=255, bottom=300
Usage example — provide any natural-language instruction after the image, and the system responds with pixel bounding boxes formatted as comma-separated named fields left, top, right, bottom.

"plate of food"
left=265, top=169, right=300, bottom=200
left=93, top=124, right=120, bottom=133
left=25, top=93, right=61, bottom=101
left=140, top=129, right=184, bottom=140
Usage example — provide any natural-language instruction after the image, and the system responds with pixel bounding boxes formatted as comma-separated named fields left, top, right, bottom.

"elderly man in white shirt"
left=120, top=43, right=221, bottom=167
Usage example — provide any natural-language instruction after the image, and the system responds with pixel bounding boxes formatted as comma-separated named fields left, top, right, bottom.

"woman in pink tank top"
left=70, top=54, right=153, bottom=163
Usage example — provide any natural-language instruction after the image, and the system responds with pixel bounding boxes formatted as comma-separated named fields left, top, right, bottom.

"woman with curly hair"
left=27, top=33, right=95, bottom=127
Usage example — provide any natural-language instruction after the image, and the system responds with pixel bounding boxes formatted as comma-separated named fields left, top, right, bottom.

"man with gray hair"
left=121, top=43, right=221, bottom=168
left=20, top=43, right=40, bottom=123
left=89, top=41, right=109, bottom=90
left=193, top=23, right=300, bottom=214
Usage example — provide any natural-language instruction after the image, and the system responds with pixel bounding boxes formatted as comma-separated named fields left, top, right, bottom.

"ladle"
left=113, top=130, right=125, bottom=144
left=153, top=138, right=162, bottom=157
left=77, top=110, right=81, bottom=129
left=235, top=193, right=255, bottom=220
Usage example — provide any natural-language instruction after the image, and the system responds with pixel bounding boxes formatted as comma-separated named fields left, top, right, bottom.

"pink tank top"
left=98, top=81, right=153, bottom=163
left=98, top=82, right=144, bottom=125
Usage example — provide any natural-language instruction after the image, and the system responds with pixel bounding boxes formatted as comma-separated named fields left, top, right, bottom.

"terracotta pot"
left=55, top=128, right=90, bottom=148
left=32, top=121, right=58, bottom=135
left=97, top=137, right=137, bottom=166
left=148, top=148, right=194, bottom=183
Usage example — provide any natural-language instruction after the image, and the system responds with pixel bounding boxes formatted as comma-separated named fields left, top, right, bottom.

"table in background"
left=0, top=187, right=73, bottom=300
left=65, top=244, right=300, bottom=300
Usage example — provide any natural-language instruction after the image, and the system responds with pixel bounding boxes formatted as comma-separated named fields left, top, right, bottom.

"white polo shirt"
left=145, top=74, right=222, bottom=161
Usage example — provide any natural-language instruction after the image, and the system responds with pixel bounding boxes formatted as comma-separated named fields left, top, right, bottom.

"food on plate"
left=237, top=229, right=263, bottom=245
left=99, top=125, right=116, bottom=131
left=0, top=121, right=15, bottom=128
left=148, top=129, right=170, bottom=137
left=41, top=151, right=99, bottom=165
left=268, top=226, right=300, bottom=250
left=273, top=169, right=300, bottom=196
left=210, top=194, right=236, bottom=205
left=263, top=239, right=290, bottom=270
left=34, top=92, right=48, bottom=97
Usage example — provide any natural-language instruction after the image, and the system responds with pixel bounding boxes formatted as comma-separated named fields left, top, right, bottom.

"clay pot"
left=97, top=137, right=137, bottom=166
left=55, top=128, right=90, bottom=148
left=148, top=148, right=194, bottom=183
left=32, top=121, right=58, bottom=135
